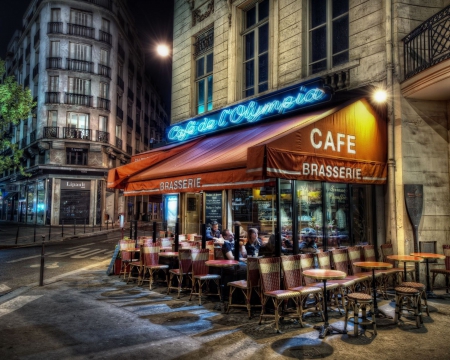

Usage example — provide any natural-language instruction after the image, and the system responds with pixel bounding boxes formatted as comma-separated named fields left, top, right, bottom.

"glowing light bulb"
left=373, top=89, right=387, bottom=103
left=156, top=44, right=170, bottom=57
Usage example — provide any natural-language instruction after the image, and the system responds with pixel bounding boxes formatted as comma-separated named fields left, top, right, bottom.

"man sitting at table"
left=206, top=221, right=224, bottom=244
left=222, top=229, right=247, bottom=260
left=299, top=235, right=318, bottom=253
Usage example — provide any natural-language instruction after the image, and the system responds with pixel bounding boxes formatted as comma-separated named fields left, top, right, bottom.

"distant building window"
left=48, top=110, right=57, bottom=127
left=194, top=28, right=214, bottom=115
left=308, top=0, right=349, bottom=74
left=70, top=10, right=92, bottom=27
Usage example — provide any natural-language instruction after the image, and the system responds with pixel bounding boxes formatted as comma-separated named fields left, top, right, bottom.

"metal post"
left=133, top=220, right=138, bottom=240
left=74, top=218, right=76, bottom=235
left=33, top=216, right=37, bottom=242
left=84, top=218, right=86, bottom=233
left=129, top=219, right=133, bottom=239
left=62, top=220, right=64, bottom=237
left=234, top=224, right=240, bottom=260
left=15, top=226, right=20, bottom=245
left=201, top=223, right=206, bottom=249
left=48, top=223, right=51, bottom=242
left=275, top=178, right=282, bottom=258
left=152, top=221, right=157, bottom=243
left=292, top=180, right=299, bottom=255
left=174, top=222, right=179, bottom=252
left=39, top=236, right=45, bottom=286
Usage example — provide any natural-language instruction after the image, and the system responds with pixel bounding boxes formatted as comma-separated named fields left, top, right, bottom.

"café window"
left=243, top=0, right=269, bottom=97
left=194, top=27, right=214, bottom=114
left=66, top=147, right=87, bottom=165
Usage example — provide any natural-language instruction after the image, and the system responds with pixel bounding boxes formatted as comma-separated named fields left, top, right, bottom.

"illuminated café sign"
left=166, top=79, right=331, bottom=143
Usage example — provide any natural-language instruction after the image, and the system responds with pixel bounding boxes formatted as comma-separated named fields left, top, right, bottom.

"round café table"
left=205, top=260, right=239, bottom=312
left=302, top=269, right=346, bottom=339
left=386, top=255, right=423, bottom=281
left=353, top=262, right=393, bottom=319
left=410, top=252, right=446, bottom=297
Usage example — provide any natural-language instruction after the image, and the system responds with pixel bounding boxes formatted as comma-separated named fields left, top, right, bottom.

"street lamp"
left=373, top=89, right=387, bottom=103
left=156, top=44, right=170, bottom=57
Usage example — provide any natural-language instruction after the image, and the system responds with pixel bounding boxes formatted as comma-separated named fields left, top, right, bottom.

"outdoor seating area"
left=110, top=236, right=450, bottom=338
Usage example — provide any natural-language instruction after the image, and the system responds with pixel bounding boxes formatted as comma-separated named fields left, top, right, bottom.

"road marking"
left=7, top=252, right=56, bottom=263
left=90, top=251, right=114, bottom=260
left=0, top=284, right=11, bottom=292
left=49, top=248, right=92, bottom=257
left=0, top=295, right=42, bottom=318
left=30, top=262, right=60, bottom=269
left=68, top=243, right=95, bottom=249
left=71, top=249, right=108, bottom=259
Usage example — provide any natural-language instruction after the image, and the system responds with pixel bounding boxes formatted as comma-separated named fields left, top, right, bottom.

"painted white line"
left=0, top=295, right=42, bottom=318
left=7, top=252, right=56, bottom=263
left=0, top=284, right=11, bottom=292
left=71, top=249, right=108, bottom=259
left=68, top=243, right=95, bottom=249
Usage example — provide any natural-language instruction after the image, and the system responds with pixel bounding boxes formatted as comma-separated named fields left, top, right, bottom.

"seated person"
left=260, top=234, right=291, bottom=256
left=299, top=235, right=318, bottom=253
left=221, top=229, right=247, bottom=260
left=245, top=228, right=263, bottom=257
left=206, top=221, right=223, bottom=244
left=282, top=238, right=293, bottom=253
left=233, top=221, right=247, bottom=239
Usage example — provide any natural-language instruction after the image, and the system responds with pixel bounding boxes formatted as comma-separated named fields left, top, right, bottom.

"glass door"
left=184, top=193, right=202, bottom=235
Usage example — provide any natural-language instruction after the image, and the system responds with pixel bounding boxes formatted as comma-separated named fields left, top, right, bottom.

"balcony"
left=127, top=116, right=134, bottom=129
left=66, top=58, right=94, bottom=73
left=97, top=130, right=109, bottom=143
left=47, top=22, right=63, bottom=34
left=30, top=130, right=36, bottom=143
left=46, top=57, right=62, bottom=69
left=126, top=144, right=132, bottom=155
left=45, top=92, right=60, bottom=104
left=115, top=137, right=122, bottom=148
left=118, top=44, right=125, bottom=60
left=117, top=75, right=124, bottom=90
left=136, top=97, right=141, bottom=109
left=402, top=5, right=450, bottom=100
left=116, top=106, right=123, bottom=120
left=64, top=93, right=93, bottom=107
left=97, top=97, right=110, bottom=111
left=98, top=64, right=111, bottom=78
left=34, top=28, right=40, bottom=48
left=63, top=127, right=92, bottom=140
left=128, top=88, right=134, bottom=101
left=136, top=124, right=141, bottom=135
left=44, top=127, right=59, bottom=138
left=99, top=30, right=112, bottom=45
left=67, top=23, right=95, bottom=39
left=32, top=63, right=39, bottom=79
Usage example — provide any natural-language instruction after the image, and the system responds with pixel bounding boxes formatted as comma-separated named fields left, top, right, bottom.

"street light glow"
left=373, top=89, right=387, bottom=103
left=157, top=44, right=170, bottom=57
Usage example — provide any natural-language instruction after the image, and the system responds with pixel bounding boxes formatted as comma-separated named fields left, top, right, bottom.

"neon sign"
left=167, top=79, right=332, bottom=143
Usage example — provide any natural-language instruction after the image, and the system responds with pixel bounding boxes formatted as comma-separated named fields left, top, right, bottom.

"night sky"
left=0, top=0, right=174, bottom=114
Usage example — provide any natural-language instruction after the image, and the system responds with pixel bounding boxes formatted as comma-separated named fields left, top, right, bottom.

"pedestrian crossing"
left=0, top=295, right=42, bottom=318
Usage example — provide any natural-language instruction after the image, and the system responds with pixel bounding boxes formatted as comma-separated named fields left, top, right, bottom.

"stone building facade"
left=0, top=0, right=168, bottom=225
left=169, top=0, right=450, bottom=278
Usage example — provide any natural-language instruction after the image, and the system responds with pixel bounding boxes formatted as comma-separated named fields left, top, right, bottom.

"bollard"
left=39, top=235, right=45, bottom=286
left=62, top=220, right=64, bottom=237
left=15, top=226, right=20, bottom=245
left=74, top=218, right=76, bottom=235
left=84, top=218, right=86, bottom=233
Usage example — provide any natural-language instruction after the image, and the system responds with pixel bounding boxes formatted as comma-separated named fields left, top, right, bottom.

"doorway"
left=184, top=193, right=202, bottom=234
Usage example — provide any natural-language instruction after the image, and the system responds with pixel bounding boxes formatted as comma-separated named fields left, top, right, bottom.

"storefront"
left=108, top=80, right=387, bottom=250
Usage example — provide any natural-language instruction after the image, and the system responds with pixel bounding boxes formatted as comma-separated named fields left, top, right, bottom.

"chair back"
left=281, top=254, right=302, bottom=289
left=247, top=257, right=260, bottom=289
left=380, top=243, right=394, bottom=263
left=258, top=257, right=281, bottom=293
left=299, top=253, right=317, bottom=285
left=119, top=239, right=135, bottom=261
left=142, top=243, right=160, bottom=266
left=178, top=249, right=193, bottom=275
left=214, top=247, right=225, bottom=260
left=363, top=245, right=377, bottom=262
left=444, top=245, right=450, bottom=271
left=331, top=248, right=350, bottom=273
left=316, top=251, right=332, bottom=269
left=347, top=246, right=365, bottom=274
left=191, top=248, right=210, bottom=276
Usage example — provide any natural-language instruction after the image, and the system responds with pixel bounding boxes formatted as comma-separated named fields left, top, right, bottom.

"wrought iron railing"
left=98, top=64, right=111, bottom=78
left=99, top=30, right=112, bottom=45
left=117, top=75, right=124, bottom=90
left=115, top=137, right=122, bottom=148
left=67, top=23, right=95, bottom=39
left=66, top=58, right=94, bottom=73
left=45, top=92, right=60, bottom=104
left=97, top=97, right=110, bottom=111
left=194, top=27, right=214, bottom=56
left=116, top=106, right=123, bottom=120
left=64, top=93, right=93, bottom=107
left=126, top=144, right=132, bottom=155
left=46, top=57, right=62, bottom=69
left=403, top=5, right=450, bottom=80
left=97, top=130, right=109, bottom=143
left=63, top=127, right=92, bottom=140
left=47, top=22, right=63, bottom=34
left=44, top=127, right=59, bottom=138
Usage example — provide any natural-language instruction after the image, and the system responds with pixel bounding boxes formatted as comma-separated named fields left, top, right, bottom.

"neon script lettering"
left=167, top=86, right=328, bottom=142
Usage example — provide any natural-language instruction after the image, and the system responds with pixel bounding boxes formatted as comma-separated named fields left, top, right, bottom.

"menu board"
left=205, top=191, right=222, bottom=226
left=232, top=189, right=252, bottom=222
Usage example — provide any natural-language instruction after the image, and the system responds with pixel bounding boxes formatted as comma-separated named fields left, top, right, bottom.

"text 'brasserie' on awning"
left=108, top=79, right=387, bottom=251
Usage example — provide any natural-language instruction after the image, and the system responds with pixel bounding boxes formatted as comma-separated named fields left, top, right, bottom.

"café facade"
left=108, top=79, right=388, bottom=250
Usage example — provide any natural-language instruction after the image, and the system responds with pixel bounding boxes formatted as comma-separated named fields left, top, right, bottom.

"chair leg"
left=246, top=288, right=251, bottom=319
left=259, top=296, right=267, bottom=325
left=177, top=275, right=183, bottom=299
left=198, top=280, right=203, bottom=305
left=273, top=298, right=280, bottom=333
left=353, top=302, right=359, bottom=336
left=343, top=300, right=350, bottom=334
left=394, top=294, right=401, bottom=324
left=446, top=275, right=450, bottom=294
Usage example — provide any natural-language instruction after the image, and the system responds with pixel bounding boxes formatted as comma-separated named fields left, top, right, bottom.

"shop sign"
left=61, top=179, right=91, bottom=190
left=159, top=177, right=201, bottom=191
left=69, top=148, right=87, bottom=152
left=166, top=79, right=332, bottom=143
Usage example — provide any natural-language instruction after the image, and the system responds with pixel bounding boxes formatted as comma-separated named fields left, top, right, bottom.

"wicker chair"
left=189, top=248, right=221, bottom=305
left=258, top=257, right=303, bottom=333
left=394, top=286, right=422, bottom=328
left=344, top=292, right=376, bottom=336
left=281, top=255, right=323, bottom=326
left=141, top=244, right=169, bottom=290
left=119, top=239, right=138, bottom=280
left=347, top=246, right=372, bottom=291
left=431, top=244, right=450, bottom=293
left=167, top=249, right=193, bottom=298
left=299, top=253, right=342, bottom=314
left=380, top=243, right=415, bottom=281
left=227, top=257, right=261, bottom=318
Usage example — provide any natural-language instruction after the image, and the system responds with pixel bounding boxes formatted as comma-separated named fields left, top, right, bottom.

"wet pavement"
left=1, top=261, right=450, bottom=359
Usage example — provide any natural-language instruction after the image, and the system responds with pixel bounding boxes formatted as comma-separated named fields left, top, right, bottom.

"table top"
left=302, top=269, right=346, bottom=280
left=122, top=248, right=140, bottom=252
left=205, top=260, right=239, bottom=267
left=353, top=261, right=393, bottom=269
left=410, top=252, right=445, bottom=260
left=159, top=252, right=178, bottom=257
left=387, top=255, right=423, bottom=263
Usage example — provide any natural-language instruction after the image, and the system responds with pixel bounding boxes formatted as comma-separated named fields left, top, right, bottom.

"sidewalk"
left=1, top=263, right=450, bottom=359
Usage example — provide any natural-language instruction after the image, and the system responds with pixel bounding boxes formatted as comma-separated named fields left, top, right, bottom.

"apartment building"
left=0, top=0, right=169, bottom=225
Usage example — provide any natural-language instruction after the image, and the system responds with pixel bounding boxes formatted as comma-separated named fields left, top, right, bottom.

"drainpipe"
left=386, top=0, right=397, bottom=248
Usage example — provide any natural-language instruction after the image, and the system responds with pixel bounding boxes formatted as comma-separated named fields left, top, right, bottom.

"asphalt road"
left=0, top=232, right=121, bottom=296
